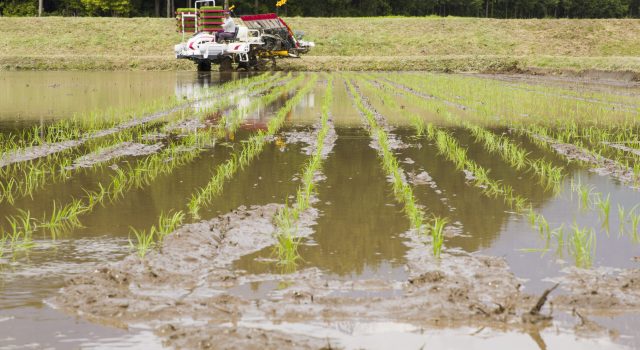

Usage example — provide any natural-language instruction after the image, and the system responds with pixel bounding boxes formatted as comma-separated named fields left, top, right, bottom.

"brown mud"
left=54, top=198, right=640, bottom=348
left=69, top=142, right=163, bottom=169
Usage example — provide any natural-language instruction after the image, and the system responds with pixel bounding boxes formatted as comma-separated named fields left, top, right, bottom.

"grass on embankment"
left=0, top=16, right=639, bottom=75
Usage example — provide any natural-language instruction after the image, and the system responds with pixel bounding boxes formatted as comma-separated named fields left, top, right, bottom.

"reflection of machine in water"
left=174, top=72, right=253, bottom=113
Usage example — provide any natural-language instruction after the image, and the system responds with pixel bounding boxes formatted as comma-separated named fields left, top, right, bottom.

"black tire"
left=219, top=57, right=233, bottom=72
left=197, top=61, right=211, bottom=72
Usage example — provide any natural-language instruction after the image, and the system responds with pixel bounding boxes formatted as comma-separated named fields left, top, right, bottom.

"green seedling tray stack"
left=176, top=8, right=198, bottom=33
left=199, top=5, right=224, bottom=32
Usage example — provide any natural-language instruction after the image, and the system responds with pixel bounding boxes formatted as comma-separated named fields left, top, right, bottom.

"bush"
left=1, top=0, right=38, bottom=16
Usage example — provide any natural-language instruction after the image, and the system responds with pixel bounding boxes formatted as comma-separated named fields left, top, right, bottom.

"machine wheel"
left=237, top=62, right=250, bottom=71
left=219, top=57, right=233, bottom=72
left=197, top=61, right=211, bottom=72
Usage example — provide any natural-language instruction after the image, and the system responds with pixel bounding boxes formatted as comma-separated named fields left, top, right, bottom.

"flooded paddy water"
left=0, top=70, right=639, bottom=349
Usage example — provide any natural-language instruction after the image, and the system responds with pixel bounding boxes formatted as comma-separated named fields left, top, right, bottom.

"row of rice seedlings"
left=345, top=77, right=448, bottom=257
left=128, top=211, right=185, bottom=258
left=0, top=73, right=274, bottom=166
left=466, top=125, right=565, bottom=192
left=545, top=123, right=640, bottom=176
left=272, top=75, right=333, bottom=268
left=1, top=77, right=292, bottom=253
left=355, top=75, right=426, bottom=135
left=386, top=73, right=640, bottom=177
left=0, top=121, right=163, bottom=205
left=214, top=72, right=303, bottom=138
left=0, top=97, right=177, bottom=159
left=522, top=124, right=639, bottom=187
left=0, top=74, right=286, bottom=205
left=500, top=78, right=640, bottom=109
left=390, top=78, right=640, bottom=190
left=387, top=72, right=638, bottom=128
left=0, top=117, right=220, bottom=251
left=187, top=73, right=319, bottom=219
left=368, top=74, right=604, bottom=267
left=376, top=74, right=609, bottom=268
left=360, top=74, right=566, bottom=193
left=358, top=79, right=549, bottom=241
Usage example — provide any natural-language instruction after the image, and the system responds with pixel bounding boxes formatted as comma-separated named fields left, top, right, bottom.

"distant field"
left=0, top=16, right=639, bottom=75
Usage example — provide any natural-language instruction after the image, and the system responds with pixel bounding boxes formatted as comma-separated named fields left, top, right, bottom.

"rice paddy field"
left=1, top=70, right=640, bottom=349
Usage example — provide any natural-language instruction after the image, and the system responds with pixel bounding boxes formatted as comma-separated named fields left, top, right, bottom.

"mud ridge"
left=530, top=132, right=638, bottom=188
left=382, top=77, right=471, bottom=112
left=0, top=104, right=187, bottom=168
left=602, top=142, right=640, bottom=157
left=69, top=142, right=162, bottom=169
left=345, top=80, right=409, bottom=151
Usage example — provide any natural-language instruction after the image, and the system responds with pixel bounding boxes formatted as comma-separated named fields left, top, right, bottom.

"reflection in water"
left=235, top=128, right=409, bottom=279
left=0, top=71, right=639, bottom=347
left=0, top=71, right=259, bottom=121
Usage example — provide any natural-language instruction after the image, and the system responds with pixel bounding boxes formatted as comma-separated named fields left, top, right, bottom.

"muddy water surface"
left=1, top=71, right=640, bottom=349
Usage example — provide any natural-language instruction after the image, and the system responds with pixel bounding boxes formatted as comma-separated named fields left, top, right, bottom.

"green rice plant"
left=594, top=194, right=611, bottom=230
left=574, top=181, right=595, bottom=210
left=272, top=203, right=303, bottom=267
left=430, top=216, right=448, bottom=258
left=129, top=226, right=155, bottom=258
left=156, top=211, right=185, bottom=243
left=552, top=224, right=565, bottom=256
left=629, top=205, right=640, bottom=243
left=265, top=74, right=334, bottom=267
left=568, top=224, right=596, bottom=268
left=346, top=77, right=457, bottom=258
left=5, top=210, right=36, bottom=250
left=39, top=199, right=86, bottom=238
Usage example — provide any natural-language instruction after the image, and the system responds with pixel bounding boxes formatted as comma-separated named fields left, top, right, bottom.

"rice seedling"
left=156, top=211, right=185, bottom=243
left=39, top=199, right=86, bottom=238
left=430, top=216, right=448, bottom=258
left=552, top=224, right=565, bottom=256
left=629, top=205, right=640, bottom=243
left=4, top=210, right=37, bottom=251
left=594, top=194, right=611, bottom=230
left=129, top=227, right=155, bottom=258
left=568, top=224, right=596, bottom=268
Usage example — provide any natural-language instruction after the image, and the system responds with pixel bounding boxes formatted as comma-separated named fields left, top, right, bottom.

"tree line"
left=1, top=0, right=638, bottom=18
